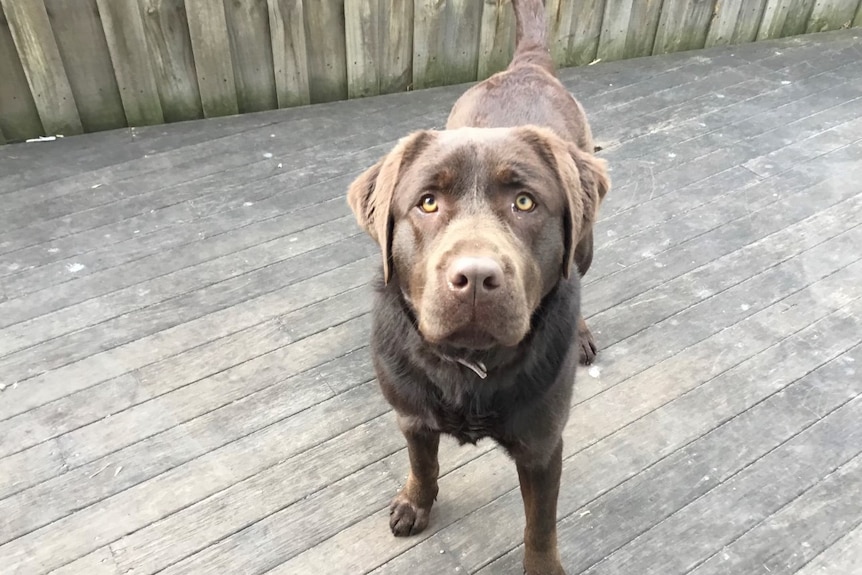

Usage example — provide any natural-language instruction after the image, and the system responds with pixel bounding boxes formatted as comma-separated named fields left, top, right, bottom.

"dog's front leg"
left=389, top=415, right=440, bottom=536
left=516, top=440, right=565, bottom=575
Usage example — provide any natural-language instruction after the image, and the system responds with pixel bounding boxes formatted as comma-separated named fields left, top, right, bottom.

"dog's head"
left=348, top=126, right=609, bottom=350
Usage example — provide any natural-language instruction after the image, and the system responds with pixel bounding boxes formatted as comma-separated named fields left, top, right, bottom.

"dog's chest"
left=432, top=392, right=509, bottom=445
left=438, top=410, right=500, bottom=445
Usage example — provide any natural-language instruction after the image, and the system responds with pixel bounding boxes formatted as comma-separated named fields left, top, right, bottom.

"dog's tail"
left=511, top=0, right=554, bottom=71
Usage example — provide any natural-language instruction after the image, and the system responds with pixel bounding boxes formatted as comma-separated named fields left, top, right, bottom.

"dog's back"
left=446, top=0, right=594, bottom=152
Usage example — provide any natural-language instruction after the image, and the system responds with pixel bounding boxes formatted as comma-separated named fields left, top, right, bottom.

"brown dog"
left=346, top=1, right=609, bottom=573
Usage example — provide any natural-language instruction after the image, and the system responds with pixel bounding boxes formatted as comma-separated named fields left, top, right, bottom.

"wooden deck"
left=1, top=29, right=861, bottom=575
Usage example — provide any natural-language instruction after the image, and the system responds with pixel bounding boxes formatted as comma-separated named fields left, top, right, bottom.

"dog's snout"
left=447, top=257, right=503, bottom=295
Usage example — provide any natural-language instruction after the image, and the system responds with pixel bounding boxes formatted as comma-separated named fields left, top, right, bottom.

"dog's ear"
left=347, top=130, right=435, bottom=283
left=515, top=126, right=610, bottom=279
left=564, top=143, right=610, bottom=278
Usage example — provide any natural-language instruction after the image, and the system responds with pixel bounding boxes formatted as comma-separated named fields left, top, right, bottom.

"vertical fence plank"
left=807, top=0, right=861, bottom=31
left=140, top=0, right=204, bottom=122
left=654, top=0, right=719, bottom=54
left=733, top=0, right=770, bottom=43
left=305, top=0, right=348, bottom=103
left=413, top=0, right=445, bottom=89
left=267, top=0, right=310, bottom=107
left=185, top=0, right=239, bottom=117
left=758, top=0, right=791, bottom=38
left=707, top=0, right=769, bottom=46
left=597, top=0, right=634, bottom=62
left=442, top=0, right=483, bottom=84
left=413, top=0, right=483, bottom=89
left=380, top=0, right=413, bottom=93
left=345, top=0, right=380, bottom=98
left=758, top=0, right=787, bottom=38
left=624, top=0, right=664, bottom=58
left=478, top=0, right=516, bottom=80
left=780, top=0, right=818, bottom=36
left=706, top=0, right=747, bottom=46
left=0, top=5, right=43, bottom=141
left=855, top=0, right=862, bottom=26
left=44, top=0, right=125, bottom=132
left=0, top=0, right=82, bottom=136
left=570, top=0, right=606, bottom=66
left=0, top=125, right=6, bottom=145
left=546, top=0, right=570, bottom=66
left=224, top=0, right=278, bottom=112
left=95, top=0, right=164, bottom=126
left=347, top=0, right=415, bottom=97
left=548, top=0, right=605, bottom=67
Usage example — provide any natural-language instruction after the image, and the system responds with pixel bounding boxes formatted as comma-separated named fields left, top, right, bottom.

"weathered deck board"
left=0, top=66, right=464, bottom=210
left=0, top=90, right=441, bottom=248
left=689, top=442, right=862, bottom=573
left=796, top=522, right=862, bottom=575
left=479, top=344, right=862, bottom=574
left=582, top=398, right=862, bottom=575
left=0, top=91, right=456, bottom=290
left=3, top=37, right=855, bottom=307
left=1, top=29, right=861, bottom=575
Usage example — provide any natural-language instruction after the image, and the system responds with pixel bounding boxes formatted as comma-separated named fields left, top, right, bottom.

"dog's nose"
left=447, top=257, right=503, bottom=297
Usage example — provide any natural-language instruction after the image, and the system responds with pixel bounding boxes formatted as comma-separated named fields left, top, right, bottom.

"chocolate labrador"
left=346, top=1, right=609, bottom=573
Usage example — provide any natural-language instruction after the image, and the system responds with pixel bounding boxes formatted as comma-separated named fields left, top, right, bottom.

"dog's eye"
left=418, top=194, right=439, bottom=213
left=514, top=193, right=536, bottom=212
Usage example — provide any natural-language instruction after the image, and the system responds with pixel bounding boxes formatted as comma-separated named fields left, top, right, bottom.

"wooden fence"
left=1, top=0, right=861, bottom=144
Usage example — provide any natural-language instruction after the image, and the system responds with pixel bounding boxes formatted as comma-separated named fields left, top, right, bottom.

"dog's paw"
left=578, top=337, right=597, bottom=365
left=578, top=324, right=598, bottom=365
left=389, top=494, right=432, bottom=536
left=577, top=315, right=598, bottom=365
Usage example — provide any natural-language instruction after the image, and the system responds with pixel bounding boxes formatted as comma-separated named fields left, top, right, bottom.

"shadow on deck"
left=1, top=28, right=861, bottom=575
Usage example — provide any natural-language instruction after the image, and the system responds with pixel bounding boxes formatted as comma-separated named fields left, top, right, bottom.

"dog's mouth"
left=403, top=287, right=508, bottom=350
left=438, top=325, right=499, bottom=350
left=414, top=294, right=532, bottom=351
left=421, top=319, right=527, bottom=352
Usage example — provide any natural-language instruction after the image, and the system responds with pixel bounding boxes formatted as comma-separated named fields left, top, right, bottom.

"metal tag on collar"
left=454, top=358, right=488, bottom=379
